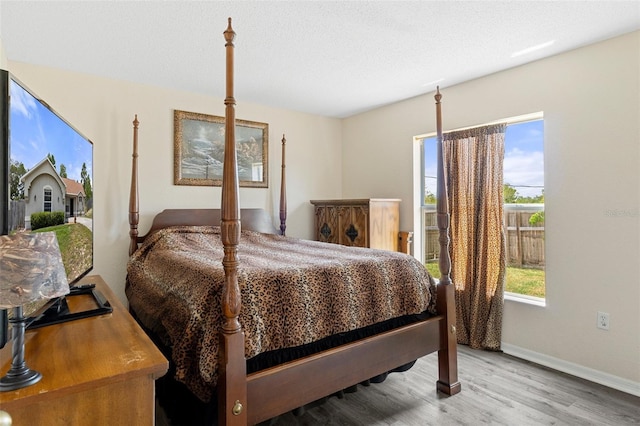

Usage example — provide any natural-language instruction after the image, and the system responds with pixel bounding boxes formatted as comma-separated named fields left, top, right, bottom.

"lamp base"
left=0, top=306, right=42, bottom=392
left=0, top=367, right=42, bottom=391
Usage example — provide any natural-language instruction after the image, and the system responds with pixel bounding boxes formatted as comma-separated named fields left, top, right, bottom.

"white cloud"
left=9, top=80, right=37, bottom=118
left=503, top=148, right=544, bottom=197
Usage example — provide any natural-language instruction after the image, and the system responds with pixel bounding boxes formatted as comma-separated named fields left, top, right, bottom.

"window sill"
left=433, top=282, right=547, bottom=307
left=504, top=292, right=546, bottom=307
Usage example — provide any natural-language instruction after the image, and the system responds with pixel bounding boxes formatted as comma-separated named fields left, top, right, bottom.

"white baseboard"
left=501, top=343, right=640, bottom=397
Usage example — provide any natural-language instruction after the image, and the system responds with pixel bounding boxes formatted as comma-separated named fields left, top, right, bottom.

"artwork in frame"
left=174, top=110, right=268, bottom=187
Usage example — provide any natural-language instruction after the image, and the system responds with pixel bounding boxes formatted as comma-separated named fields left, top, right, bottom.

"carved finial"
left=224, top=17, right=236, bottom=45
left=133, top=114, right=139, bottom=128
left=435, top=86, right=442, bottom=104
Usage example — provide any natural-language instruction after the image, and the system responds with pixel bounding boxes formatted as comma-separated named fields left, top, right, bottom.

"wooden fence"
left=423, top=205, right=544, bottom=269
left=423, top=211, right=439, bottom=261
left=8, top=200, right=26, bottom=232
left=503, top=208, right=545, bottom=268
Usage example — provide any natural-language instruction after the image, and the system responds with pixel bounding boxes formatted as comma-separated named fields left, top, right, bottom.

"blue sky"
left=424, top=119, right=544, bottom=199
left=9, top=78, right=93, bottom=183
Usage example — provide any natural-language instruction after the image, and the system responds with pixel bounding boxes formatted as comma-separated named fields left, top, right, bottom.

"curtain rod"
left=415, top=111, right=544, bottom=140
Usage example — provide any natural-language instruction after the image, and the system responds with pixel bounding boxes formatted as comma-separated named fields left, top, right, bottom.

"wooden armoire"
left=310, top=199, right=400, bottom=251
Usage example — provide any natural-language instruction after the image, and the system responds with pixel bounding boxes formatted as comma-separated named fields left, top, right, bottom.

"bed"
left=126, top=18, right=460, bottom=425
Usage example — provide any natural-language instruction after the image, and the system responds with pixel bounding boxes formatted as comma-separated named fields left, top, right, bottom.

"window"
left=43, top=187, right=52, bottom=212
left=502, top=119, right=545, bottom=299
left=420, top=116, right=545, bottom=300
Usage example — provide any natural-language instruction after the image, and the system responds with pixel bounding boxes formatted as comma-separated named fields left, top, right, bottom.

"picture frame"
left=173, top=110, right=268, bottom=187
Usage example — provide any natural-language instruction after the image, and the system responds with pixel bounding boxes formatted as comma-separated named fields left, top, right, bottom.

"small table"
left=0, top=275, right=168, bottom=425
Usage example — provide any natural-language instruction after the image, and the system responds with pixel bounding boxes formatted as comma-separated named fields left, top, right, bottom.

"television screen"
left=0, top=69, right=94, bottom=294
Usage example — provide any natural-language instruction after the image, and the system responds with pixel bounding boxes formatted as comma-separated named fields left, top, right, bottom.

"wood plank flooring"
left=157, top=345, right=640, bottom=425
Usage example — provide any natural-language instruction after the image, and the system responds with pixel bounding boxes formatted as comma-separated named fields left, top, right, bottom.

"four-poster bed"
left=126, top=18, right=460, bottom=425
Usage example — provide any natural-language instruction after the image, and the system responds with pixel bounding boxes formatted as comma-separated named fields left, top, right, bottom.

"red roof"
left=62, top=178, right=86, bottom=197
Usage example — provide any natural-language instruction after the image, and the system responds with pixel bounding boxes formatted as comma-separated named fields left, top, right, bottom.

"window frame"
left=415, top=112, right=545, bottom=303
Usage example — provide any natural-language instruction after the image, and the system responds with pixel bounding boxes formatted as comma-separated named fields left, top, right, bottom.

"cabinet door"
left=314, top=205, right=339, bottom=244
left=338, top=205, right=368, bottom=247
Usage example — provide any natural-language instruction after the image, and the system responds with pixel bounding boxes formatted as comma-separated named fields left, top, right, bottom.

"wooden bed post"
left=129, top=115, right=139, bottom=257
left=434, top=87, right=461, bottom=395
left=218, top=18, right=248, bottom=425
left=280, top=134, right=287, bottom=236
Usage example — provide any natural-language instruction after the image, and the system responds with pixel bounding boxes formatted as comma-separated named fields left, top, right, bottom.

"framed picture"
left=173, top=110, right=268, bottom=187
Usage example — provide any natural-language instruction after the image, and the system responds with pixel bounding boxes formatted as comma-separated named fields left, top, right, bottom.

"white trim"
left=501, top=343, right=640, bottom=397
left=504, top=292, right=546, bottom=307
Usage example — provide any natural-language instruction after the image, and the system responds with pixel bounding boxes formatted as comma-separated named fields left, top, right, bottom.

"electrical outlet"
left=597, top=311, right=610, bottom=330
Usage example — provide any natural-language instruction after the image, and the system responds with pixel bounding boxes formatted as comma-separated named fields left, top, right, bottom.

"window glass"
left=421, top=119, right=545, bottom=299
left=44, top=188, right=52, bottom=212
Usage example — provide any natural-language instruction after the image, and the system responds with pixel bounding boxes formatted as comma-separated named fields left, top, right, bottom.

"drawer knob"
left=0, top=410, right=12, bottom=425
left=232, top=400, right=243, bottom=416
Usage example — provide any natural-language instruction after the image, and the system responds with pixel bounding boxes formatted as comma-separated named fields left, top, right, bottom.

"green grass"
left=504, top=266, right=545, bottom=298
left=425, top=262, right=442, bottom=279
left=33, top=222, right=93, bottom=283
left=425, top=262, right=545, bottom=298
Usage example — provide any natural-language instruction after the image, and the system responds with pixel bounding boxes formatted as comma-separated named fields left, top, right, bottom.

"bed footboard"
left=247, top=316, right=444, bottom=424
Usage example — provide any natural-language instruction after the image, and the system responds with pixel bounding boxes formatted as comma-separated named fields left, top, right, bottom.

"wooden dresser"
left=310, top=198, right=401, bottom=251
left=0, top=275, right=168, bottom=426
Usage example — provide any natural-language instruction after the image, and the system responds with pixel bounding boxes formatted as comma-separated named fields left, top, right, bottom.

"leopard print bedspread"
left=126, top=226, right=436, bottom=402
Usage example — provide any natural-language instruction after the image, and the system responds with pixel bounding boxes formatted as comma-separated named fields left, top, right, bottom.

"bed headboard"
left=145, top=208, right=277, bottom=236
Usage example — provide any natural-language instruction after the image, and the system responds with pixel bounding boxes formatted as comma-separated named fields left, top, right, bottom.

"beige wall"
left=7, top=30, right=638, bottom=393
left=0, top=38, right=6, bottom=70
left=342, top=31, right=640, bottom=386
left=7, top=62, right=343, bottom=305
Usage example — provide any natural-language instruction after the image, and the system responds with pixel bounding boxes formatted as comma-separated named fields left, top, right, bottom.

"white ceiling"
left=1, top=1, right=639, bottom=118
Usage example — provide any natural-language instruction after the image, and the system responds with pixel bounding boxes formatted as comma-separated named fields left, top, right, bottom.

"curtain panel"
left=443, top=123, right=506, bottom=350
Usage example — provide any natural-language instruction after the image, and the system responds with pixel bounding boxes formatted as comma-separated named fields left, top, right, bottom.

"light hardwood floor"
left=157, top=344, right=640, bottom=425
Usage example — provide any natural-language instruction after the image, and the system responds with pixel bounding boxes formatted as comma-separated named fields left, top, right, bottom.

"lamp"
left=0, top=232, right=69, bottom=391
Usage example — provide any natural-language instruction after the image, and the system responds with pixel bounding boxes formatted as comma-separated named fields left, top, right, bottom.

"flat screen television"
left=0, top=69, right=95, bottom=336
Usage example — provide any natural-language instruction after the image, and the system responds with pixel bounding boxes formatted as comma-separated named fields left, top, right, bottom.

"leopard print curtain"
left=443, top=123, right=506, bottom=350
